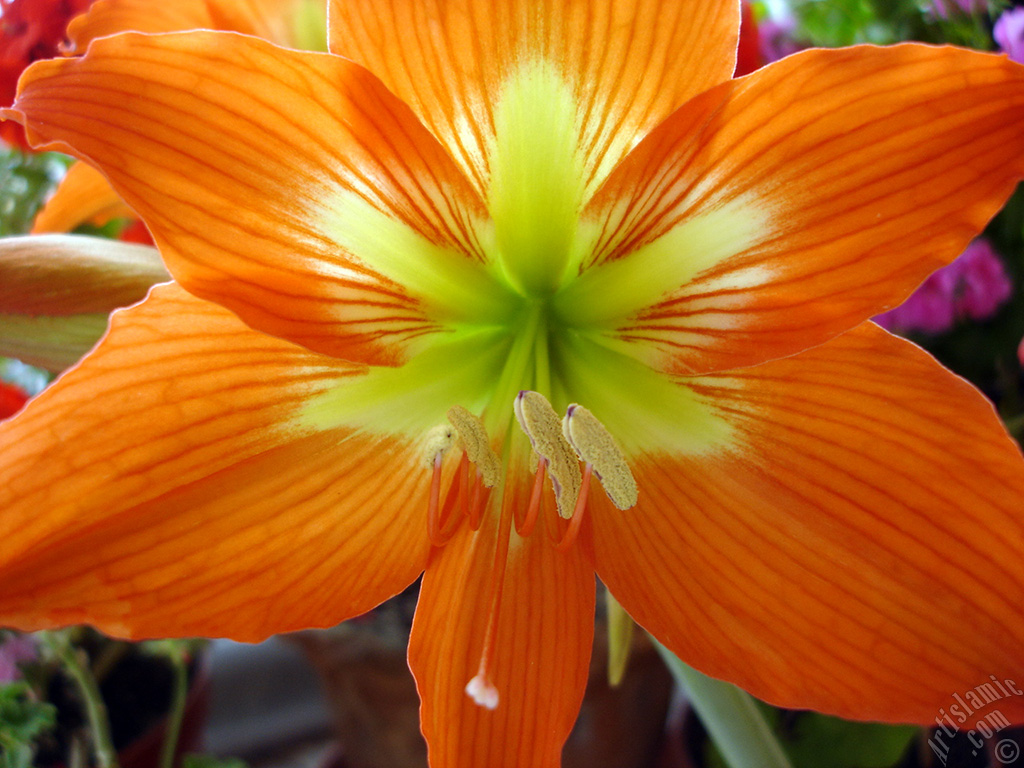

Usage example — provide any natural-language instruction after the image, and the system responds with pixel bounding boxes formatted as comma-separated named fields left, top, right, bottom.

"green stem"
left=158, top=646, right=190, bottom=768
left=653, top=639, right=794, bottom=768
left=69, top=735, right=88, bottom=768
left=42, top=631, right=119, bottom=768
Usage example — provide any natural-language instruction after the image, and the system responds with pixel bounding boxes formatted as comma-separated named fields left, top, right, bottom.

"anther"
left=562, top=404, right=637, bottom=510
left=513, top=391, right=581, bottom=518
left=422, top=424, right=455, bottom=470
left=447, top=405, right=501, bottom=488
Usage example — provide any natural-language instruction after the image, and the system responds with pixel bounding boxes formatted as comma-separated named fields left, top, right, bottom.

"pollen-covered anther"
left=422, top=423, right=455, bottom=470
left=562, top=404, right=638, bottom=510
left=447, top=405, right=501, bottom=487
left=513, top=391, right=581, bottom=518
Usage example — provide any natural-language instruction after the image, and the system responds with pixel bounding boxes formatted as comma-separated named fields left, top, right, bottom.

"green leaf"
left=782, top=713, right=917, bottom=768
left=704, top=707, right=917, bottom=768
left=0, top=682, right=57, bottom=768
left=0, top=148, right=67, bottom=237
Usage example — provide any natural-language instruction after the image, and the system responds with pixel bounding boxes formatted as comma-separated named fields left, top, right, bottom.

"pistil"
left=465, top=476, right=517, bottom=711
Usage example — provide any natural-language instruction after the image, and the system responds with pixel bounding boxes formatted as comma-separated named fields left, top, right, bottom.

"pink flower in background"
left=0, top=633, right=37, bottom=683
left=875, top=239, right=1014, bottom=334
left=931, top=0, right=985, bottom=17
left=995, top=8, right=1024, bottom=63
left=759, top=13, right=802, bottom=64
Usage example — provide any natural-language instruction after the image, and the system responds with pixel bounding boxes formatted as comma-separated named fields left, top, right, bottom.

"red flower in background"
left=1, top=0, right=93, bottom=150
left=0, top=380, right=28, bottom=420
left=734, top=1, right=762, bottom=77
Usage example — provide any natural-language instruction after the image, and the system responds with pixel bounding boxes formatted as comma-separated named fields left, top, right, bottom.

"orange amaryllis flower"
left=4, top=1, right=1024, bottom=764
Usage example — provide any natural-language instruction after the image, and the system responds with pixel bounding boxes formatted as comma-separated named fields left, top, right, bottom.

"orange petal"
left=577, top=45, right=1024, bottom=375
left=64, top=0, right=216, bottom=52
left=67, top=0, right=327, bottom=52
left=330, top=0, right=739, bottom=196
left=32, top=162, right=137, bottom=234
left=0, top=283, right=431, bottom=640
left=591, top=323, right=1024, bottom=724
left=206, top=0, right=327, bottom=50
left=409, top=466, right=595, bottom=767
left=5, top=32, right=493, bottom=366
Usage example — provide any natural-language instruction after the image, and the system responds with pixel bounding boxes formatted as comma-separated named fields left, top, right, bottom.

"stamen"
left=424, top=408, right=501, bottom=548
left=447, top=405, right=501, bottom=488
left=422, top=424, right=455, bottom=471
left=428, top=452, right=466, bottom=547
left=445, top=454, right=471, bottom=530
left=562, top=404, right=638, bottom=510
left=555, top=461, right=591, bottom=552
left=467, top=471, right=487, bottom=531
left=458, top=452, right=471, bottom=519
left=426, top=451, right=446, bottom=547
left=515, top=457, right=547, bottom=536
left=513, top=391, right=580, bottom=518
left=424, top=424, right=458, bottom=547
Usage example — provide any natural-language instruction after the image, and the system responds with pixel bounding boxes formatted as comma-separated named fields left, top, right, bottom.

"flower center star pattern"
left=4, top=1, right=1024, bottom=766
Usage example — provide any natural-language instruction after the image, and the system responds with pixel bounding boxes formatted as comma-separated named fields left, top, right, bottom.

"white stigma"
left=465, top=674, right=500, bottom=710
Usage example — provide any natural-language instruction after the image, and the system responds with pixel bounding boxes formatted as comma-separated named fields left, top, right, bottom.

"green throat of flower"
left=302, top=54, right=735, bottom=468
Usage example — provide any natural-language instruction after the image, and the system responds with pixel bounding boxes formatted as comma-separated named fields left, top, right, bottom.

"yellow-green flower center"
left=303, top=59, right=736, bottom=460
